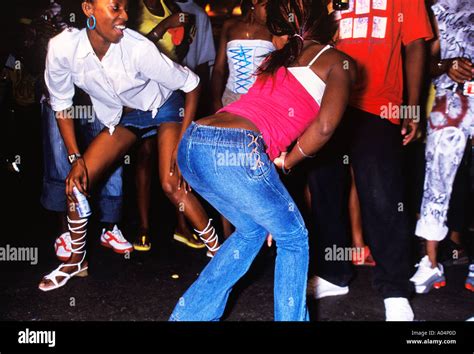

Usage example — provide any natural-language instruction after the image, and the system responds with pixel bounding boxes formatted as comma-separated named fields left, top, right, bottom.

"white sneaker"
left=54, top=232, right=72, bottom=262
left=308, top=276, right=349, bottom=299
left=100, top=225, right=133, bottom=254
left=410, top=256, right=446, bottom=294
left=384, top=297, right=414, bottom=321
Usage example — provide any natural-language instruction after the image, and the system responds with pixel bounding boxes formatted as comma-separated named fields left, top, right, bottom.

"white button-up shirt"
left=45, top=27, right=200, bottom=133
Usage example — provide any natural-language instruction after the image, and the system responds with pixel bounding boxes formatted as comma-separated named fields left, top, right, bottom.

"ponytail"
left=257, top=0, right=336, bottom=75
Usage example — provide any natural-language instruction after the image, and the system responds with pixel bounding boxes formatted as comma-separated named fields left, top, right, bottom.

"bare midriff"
left=197, top=112, right=260, bottom=133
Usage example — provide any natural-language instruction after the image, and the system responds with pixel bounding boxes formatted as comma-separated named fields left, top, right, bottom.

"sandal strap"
left=67, top=216, right=88, bottom=254
left=43, top=251, right=88, bottom=286
left=194, top=219, right=220, bottom=252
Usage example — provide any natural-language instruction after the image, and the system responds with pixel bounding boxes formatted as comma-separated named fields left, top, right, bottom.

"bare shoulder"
left=324, top=48, right=357, bottom=82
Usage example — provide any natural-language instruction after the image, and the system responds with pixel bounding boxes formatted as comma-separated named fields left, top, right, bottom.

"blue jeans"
left=40, top=103, right=123, bottom=223
left=169, top=122, right=309, bottom=321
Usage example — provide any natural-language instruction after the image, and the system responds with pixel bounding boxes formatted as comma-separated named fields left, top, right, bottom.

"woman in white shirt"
left=39, top=0, right=220, bottom=291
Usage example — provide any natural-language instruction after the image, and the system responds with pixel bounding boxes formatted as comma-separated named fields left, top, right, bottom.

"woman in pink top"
left=169, top=0, right=356, bottom=321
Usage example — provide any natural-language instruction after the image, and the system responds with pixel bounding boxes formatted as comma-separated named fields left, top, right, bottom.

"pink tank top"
left=218, top=68, right=320, bottom=160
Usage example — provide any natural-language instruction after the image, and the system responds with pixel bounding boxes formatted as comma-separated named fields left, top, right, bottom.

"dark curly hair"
left=257, top=0, right=337, bottom=75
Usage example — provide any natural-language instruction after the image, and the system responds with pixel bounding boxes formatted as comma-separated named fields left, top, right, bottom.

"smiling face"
left=82, top=0, right=129, bottom=44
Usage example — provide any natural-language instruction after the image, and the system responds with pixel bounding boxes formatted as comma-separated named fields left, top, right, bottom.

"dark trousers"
left=308, top=107, right=412, bottom=298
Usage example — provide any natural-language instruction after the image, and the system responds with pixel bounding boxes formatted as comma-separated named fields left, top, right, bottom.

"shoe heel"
left=76, top=269, right=88, bottom=277
left=434, top=281, right=446, bottom=289
left=465, top=283, right=474, bottom=292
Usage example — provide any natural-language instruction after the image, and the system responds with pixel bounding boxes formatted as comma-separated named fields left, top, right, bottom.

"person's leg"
left=135, top=137, right=155, bottom=236
left=157, top=122, right=220, bottom=254
left=307, top=114, right=352, bottom=287
left=78, top=116, right=125, bottom=229
left=221, top=216, right=234, bottom=239
left=38, top=126, right=138, bottom=291
left=40, top=102, right=71, bottom=259
left=170, top=124, right=309, bottom=321
left=440, top=139, right=472, bottom=265
left=349, top=165, right=375, bottom=266
left=349, top=166, right=364, bottom=248
left=414, top=93, right=473, bottom=294
left=350, top=109, right=412, bottom=300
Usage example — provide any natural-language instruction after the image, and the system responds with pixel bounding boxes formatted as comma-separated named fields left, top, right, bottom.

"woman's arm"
left=280, top=53, right=356, bottom=170
left=210, top=20, right=231, bottom=113
left=428, top=14, right=473, bottom=82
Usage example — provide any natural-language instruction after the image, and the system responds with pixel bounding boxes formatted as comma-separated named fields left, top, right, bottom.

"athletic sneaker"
left=54, top=232, right=72, bottom=262
left=410, top=255, right=446, bottom=294
left=384, top=297, right=414, bottom=321
left=100, top=225, right=133, bottom=254
left=307, top=276, right=349, bottom=299
left=465, top=264, right=474, bottom=292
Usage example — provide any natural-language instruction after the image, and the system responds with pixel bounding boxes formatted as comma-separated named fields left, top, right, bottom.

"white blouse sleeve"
left=137, top=40, right=200, bottom=93
left=44, top=38, right=75, bottom=112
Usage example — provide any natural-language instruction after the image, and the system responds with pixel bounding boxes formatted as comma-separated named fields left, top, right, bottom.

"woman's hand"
left=169, top=147, right=191, bottom=193
left=65, top=159, right=89, bottom=204
left=273, top=151, right=288, bottom=170
left=447, top=57, right=474, bottom=84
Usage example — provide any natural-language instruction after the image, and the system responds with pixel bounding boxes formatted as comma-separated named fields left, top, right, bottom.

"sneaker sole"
left=414, top=280, right=446, bottom=294
left=101, top=242, right=133, bottom=254
left=315, top=287, right=349, bottom=300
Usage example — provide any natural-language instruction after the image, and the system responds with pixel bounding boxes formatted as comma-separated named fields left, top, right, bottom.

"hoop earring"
left=86, top=15, right=96, bottom=30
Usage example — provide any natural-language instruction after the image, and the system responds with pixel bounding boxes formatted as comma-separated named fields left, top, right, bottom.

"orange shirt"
left=336, top=0, right=433, bottom=124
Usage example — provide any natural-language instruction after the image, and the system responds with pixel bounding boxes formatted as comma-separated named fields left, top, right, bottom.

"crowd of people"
left=1, top=0, right=473, bottom=321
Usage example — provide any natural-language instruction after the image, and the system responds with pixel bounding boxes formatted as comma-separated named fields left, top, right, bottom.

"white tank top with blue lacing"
left=225, top=39, right=275, bottom=95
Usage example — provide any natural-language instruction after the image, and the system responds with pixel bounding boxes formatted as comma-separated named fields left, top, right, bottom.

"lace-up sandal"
left=39, top=217, right=89, bottom=292
left=194, top=219, right=221, bottom=258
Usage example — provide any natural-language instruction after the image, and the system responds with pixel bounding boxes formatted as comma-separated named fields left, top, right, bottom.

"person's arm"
left=399, top=0, right=433, bottom=145
left=428, top=22, right=473, bottom=82
left=402, top=38, right=426, bottom=145
left=276, top=54, right=356, bottom=170
left=210, top=20, right=230, bottom=112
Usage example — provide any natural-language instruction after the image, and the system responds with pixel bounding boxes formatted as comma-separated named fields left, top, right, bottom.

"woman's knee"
left=160, top=176, right=183, bottom=205
left=273, top=227, right=309, bottom=251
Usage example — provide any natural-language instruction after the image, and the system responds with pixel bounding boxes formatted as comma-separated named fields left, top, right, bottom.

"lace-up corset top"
left=226, top=39, right=275, bottom=95
left=219, top=45, right=332, bottom=160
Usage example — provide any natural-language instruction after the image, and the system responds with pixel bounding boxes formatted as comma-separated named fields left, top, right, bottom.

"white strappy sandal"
left=194, top=219, right=221, bottom=258
left=39, top=217, right=89, bottom=292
